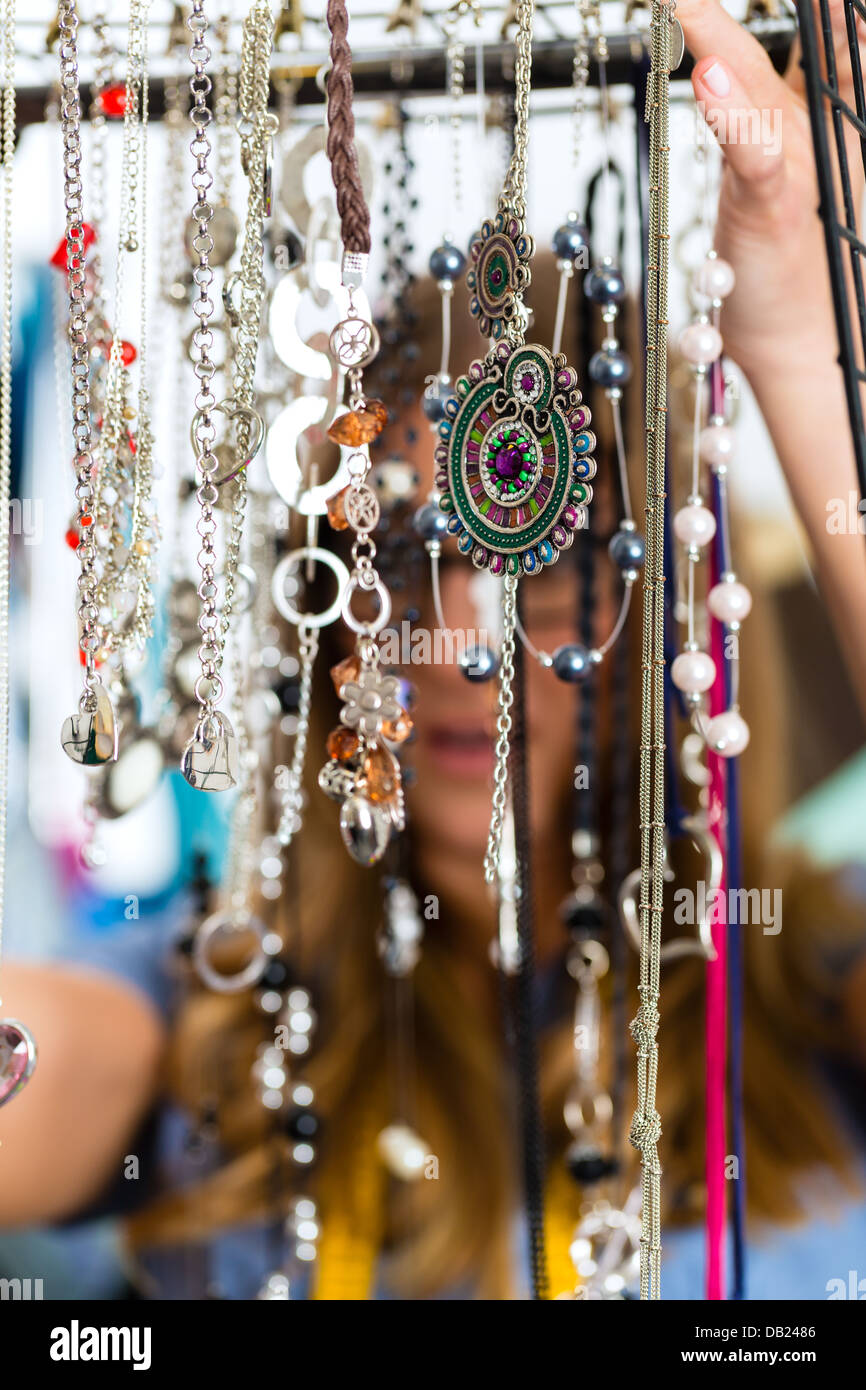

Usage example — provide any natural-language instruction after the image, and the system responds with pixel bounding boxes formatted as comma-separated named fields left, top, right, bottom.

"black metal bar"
left=13, top=24, right=800, bottom=130
left=796, top=0, right=866, bottom=512
left=816, top=79, right=866, bottom=140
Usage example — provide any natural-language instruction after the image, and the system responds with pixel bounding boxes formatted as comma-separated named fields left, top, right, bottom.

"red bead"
left=98, top=85, right=129, bottom=118
left=120, top=340, right=137, bottom=366
left=49, top=222, right=96, bottom=272
left=65, top=528, right=80, bottom=550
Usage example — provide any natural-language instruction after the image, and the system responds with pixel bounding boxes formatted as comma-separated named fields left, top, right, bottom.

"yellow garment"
left=312, top=1116, right=580, bottom=1300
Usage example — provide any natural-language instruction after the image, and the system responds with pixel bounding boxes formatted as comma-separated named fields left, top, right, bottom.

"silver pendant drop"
left=181, top=711, right=240, bottom=792
left=0, top=1020, right=37, bottom=1107
left=61, top=680, right=118, bottom=766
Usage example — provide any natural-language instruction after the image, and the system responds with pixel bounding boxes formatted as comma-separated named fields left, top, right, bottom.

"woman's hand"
left=677, top=0, right=866, bottom=717
left=677, top=0, right=861, bottom=378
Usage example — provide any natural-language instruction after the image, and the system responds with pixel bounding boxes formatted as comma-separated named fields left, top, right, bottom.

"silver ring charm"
left=617, top=814, right=722, bottom=964
left=340, top=574, right=392, bottom=636
left=271, top=547, right=350, bottom=629
left=192, top=911, right=269, bottom=994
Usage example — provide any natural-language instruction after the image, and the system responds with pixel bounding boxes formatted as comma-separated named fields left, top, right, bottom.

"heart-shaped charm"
left=180, top=712, right=239, bottom=792
left=60, top=681, right=118, bottom=766
left=0, top=1020, right=37, bottom=1108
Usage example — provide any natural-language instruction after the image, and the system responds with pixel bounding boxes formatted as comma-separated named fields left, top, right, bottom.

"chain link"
left=220, top=0, right=273, bottom=656
left=484, top=572, right=517, bottom=884
left=629, top=0, right=672, bottom=1303
left=501, top=0, right=533, bottom=219
left=187, top=0, right=222, bottom=712
left=277, top=624, right=319, bottom=848
left=571, top=0, right=591, bottom=172
left=96, top=0, right=156, bottom=662
left=58, top=0, right=101, bottom=698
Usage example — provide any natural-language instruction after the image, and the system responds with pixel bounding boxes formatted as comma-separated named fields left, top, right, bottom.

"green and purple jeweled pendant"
left=435, top=341, right=596, bottom=576
left=440, top=205, right=597, bottom=575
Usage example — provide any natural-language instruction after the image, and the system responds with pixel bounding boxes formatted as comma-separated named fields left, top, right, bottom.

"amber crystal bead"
left=381, top=710, right=413, bottom=744
left=326, top=726, right=361, bottom=763
left=326, top=488, right=349, bottom=531
left=326, top=399, right=388, bottom=447
left=362, top=744, right=400, bottom=803
left=330, top=653, right=361, bottom=696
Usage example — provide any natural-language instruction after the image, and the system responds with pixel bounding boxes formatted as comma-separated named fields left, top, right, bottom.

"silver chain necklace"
left=57, top=0, right=118, bottom=769
left=181, top=0, right=273, bottom=794
left=0, top=0, right=37, bottom=1108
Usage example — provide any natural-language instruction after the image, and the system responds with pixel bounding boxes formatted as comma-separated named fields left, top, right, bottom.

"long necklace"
left=180, top=0, right=272, bottom=793
left=317, top=0, right=408, bottom=868
left=0, top=0, right=35, bottom=1108
left=628, top=0, right=678, bottom=1302
left=438, top=0, right=596, bottom=885
left=57, top=0, right=118, bottom=769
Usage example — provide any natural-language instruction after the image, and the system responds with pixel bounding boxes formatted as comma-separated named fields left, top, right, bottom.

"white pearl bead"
left=699, top=423, right=735, bottom=469
left=376, top=1123, right=428, bottom=1182
left=671, top=649, right=716, bottom=694
left=693, top=256, right=736, bottom=302
left=706, top=709, right=750, bottom=758
left=707, top=578, right=752, bottom=624
left=679, top=321, right=723, bottom=366
left=674, top=502, right=717, bottom=549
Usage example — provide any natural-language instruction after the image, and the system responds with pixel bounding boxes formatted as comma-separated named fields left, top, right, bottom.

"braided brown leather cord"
left=326, top=0, right=371, bottom=255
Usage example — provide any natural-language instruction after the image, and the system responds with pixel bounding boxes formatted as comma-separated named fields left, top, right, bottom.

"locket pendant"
left=61, top=680, right=118, bottom=766
left=0, top=1020, right=37, bottom=1108
left=181, top=711, right=240, bottom=792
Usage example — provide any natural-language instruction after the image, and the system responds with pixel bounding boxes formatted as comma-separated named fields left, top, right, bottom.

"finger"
left=677, top=0, right=790, bottom=114
left=689, top=55, right=786, bottom=192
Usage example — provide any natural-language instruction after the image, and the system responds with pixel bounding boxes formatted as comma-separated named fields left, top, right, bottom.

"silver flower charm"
left=339, top=668, right=402, bottom=738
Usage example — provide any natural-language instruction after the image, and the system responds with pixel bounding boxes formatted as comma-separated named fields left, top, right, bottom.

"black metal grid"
left=797, top=0, right=866, bottom=511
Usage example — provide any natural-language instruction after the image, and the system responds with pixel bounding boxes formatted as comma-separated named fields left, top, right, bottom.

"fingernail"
left=702, top=61, right=731, bottom=98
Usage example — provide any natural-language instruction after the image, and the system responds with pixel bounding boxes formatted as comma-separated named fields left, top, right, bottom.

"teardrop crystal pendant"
left=60, top=680, right=118, bottom=766
left=180, top=711, right=240, bottom=792
left=339, top=793, right=391, bottom=865
left=0, top=1020, right=37, bottom=1108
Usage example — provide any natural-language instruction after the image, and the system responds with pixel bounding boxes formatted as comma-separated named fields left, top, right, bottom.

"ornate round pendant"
left=435, top=341, right=596, bottom=576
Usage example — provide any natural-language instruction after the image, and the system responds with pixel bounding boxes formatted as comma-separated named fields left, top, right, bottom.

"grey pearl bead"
left=422, top=391, right=447, bottom=423
left=552, top=643, right=592, bottom=683
left=585, top=263, right=626, bottom=305
left=589, top=347, right=632, bottom=389
left=609, top=527, right=645, bottom=571
left=459, top=644, right=500, bottom=683
left=413, top=501, right=449, bottom=543
left=429, top=241, right=466, bottom=283
left=552, top=219, right=589, bottom=263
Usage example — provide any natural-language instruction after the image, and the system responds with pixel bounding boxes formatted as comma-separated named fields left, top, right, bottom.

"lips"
left=424, top=722, right=495, bottom=778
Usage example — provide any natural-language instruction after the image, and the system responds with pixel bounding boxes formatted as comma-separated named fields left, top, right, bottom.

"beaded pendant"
left=435, top=340, right=596, bottom=576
